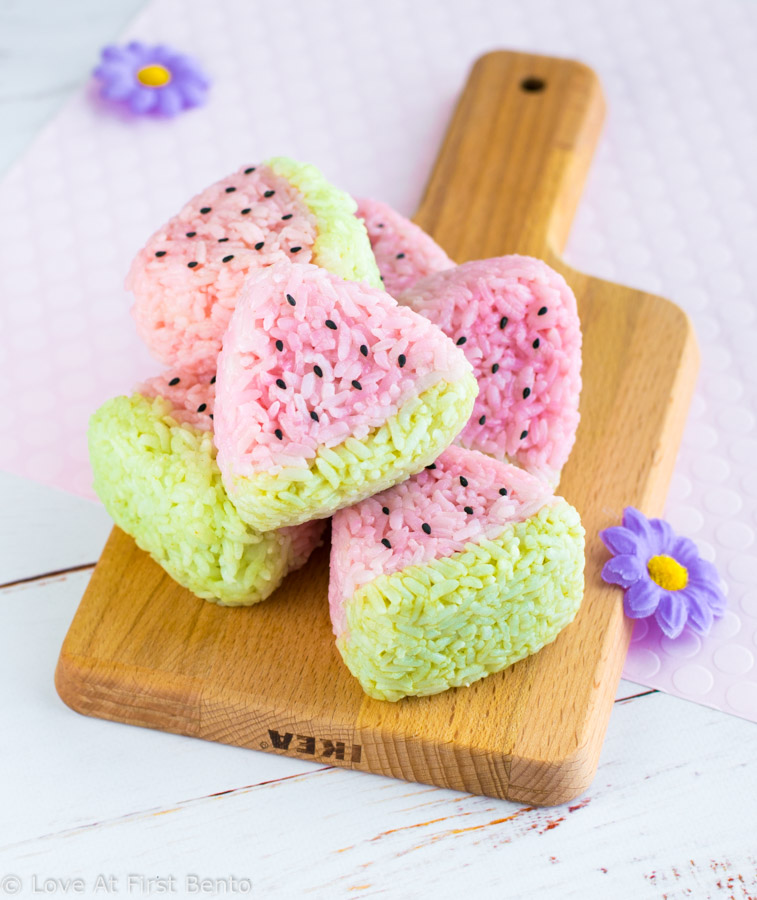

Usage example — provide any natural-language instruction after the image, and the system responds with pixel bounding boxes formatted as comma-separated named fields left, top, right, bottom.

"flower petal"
left=600, top=525, right=641, bottom=557
left=177, top=81, right=209, bottom=108
left=100, top=76, right=137, bottom=101
left=688, top=577, right=727, bottom=616
left=669, top=535, right=700, bottom=566
left=156, top=86, right=183, bottom=116
left=622, top=507, right=655, bottom=542
left=129, top=86, right=159, bottom=113
left=649, top=517, right=675, bottom=553
left=624, top=579, right=661, bottom=618
left=655, top=592, right=688, bottom=639
left=685, top=587, right=715, bottom=635
left=602, top=554, right=645, bottom=588
left=688, top=557, right=720, bottom=586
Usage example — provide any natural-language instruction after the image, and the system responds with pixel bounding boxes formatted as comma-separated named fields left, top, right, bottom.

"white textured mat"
left=1, top=0, right=755, bottom=720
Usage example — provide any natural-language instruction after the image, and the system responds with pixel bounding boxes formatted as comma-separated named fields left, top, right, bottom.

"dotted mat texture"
left=1, top=0, right=756, bottom=721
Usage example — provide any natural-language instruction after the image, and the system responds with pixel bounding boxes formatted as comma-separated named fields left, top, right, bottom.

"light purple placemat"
left=0, top=0, right=755, bottom=721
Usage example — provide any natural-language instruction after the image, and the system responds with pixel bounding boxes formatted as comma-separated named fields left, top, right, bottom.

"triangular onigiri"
left=399, top=255, right=582, bottom=486
left=329, top=445, right=585, bottom=701
left=214, top=262, right=478, bottom=531
left=129, top=157, right=382, bottom=374
left=88, top=369, right=323, bottom=605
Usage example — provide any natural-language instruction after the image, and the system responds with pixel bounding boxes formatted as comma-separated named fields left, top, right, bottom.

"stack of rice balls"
left=90, top=157, right=585, bottom=702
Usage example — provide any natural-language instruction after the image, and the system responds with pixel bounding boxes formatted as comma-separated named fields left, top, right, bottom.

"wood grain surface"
left=55, top=50, right=699, bottom=807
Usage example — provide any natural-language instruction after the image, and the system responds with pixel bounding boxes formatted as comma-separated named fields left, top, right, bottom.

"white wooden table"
left=1, top=3, right=756, bottom=897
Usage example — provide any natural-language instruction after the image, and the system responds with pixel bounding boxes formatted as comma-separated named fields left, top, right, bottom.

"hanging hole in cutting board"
left=520, top=76, right=546, bottom=92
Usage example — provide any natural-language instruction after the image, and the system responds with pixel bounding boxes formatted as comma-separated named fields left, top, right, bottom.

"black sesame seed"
left=351, top=380, right=362, bottom=390
left=225, top=186, right=236, bottom=193
left=425, top=463, right=436, bottom=470
left=523, top=387, right=531, bottom=399
left=168, top=377, right=180, bottom=386
left=421, top=523, right=431, bottom=535
left=532, top=338, right=540, bottom=349
left=460, top=476, right=468, bottom=487
left=197, top=403, right=207, bottom=413
left=491, top=363, right=500, bottom=374
left=209, top=414, right=214, bottom=420
left=276, top=378, right=286, bottom=390
left=500, top=316, right=508, bottom=329
left=155, top=250, right=166, bottom=257
left=286, top=294, right=296, bottom=306
left=325, top=319, right=337, bottom=330
left=187, top=261, right=198, bottom=268
left=210, top=375, right=216, bottom=384
left=314, top=365, right=323, bottom=377
left=456, top=336, right=467, bottom=346
left=382, top=507, right=390, bottom=515
left=479, top=415, right=486, bottom=425
left=538, top=306, right=548, bottom=316
left=222, top=255, right=234, bottom=263
left=241, top=208, right=251, bottom=215
left=275, top=339, right=284, bottom=351
left=255, top=241, right=265, bottom=250
left=310, top=410, right=319, bottom=422
left=264, top=190, right=275, bottom=198
left=275, top=428, right=283, bottom=440
left=360, top=344, right=368, bottom=357
left=396, top=252, right=406, bottom=259
left=244, top=167, right=256, bottom=174
left=381, top=538, right=392, bottom=549
left=217, top=237, right=229, bottom=243
left=499, top=487, right=508, bottom=496
left=290, top=246, right=302, bottom=253
left=520, top=430, right=529, bottom=440
left=380, top=276, right=385, bottom=282
left=186, top=231, right=196, bottom=237
left=281, top=214, right=293, bottom=220
left=398, top=354, right=406, bottom=368
left=377, top=223, right=385, bottom=228
left=464, top=506, right=474, bottom=515
left=200, top=207, right=211, bottom=214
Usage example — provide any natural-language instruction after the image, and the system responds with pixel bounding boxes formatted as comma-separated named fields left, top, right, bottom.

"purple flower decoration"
left=93, top=42, right=210, bottom=117
left=600, top=507, right=726, bottom=639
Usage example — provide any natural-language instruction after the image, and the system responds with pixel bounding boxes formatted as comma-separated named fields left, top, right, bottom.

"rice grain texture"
left=89, top=371, right=323, bottom=605
left=330, top=446, right=585, bottom=700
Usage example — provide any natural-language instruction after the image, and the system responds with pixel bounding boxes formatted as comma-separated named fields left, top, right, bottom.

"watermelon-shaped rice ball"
left=399, top=255, right=582, bottom=486
left=330, top=445, right=585, bottom=701
left=129, top=157, right=382, bottom=374
left=88, top=369, right=323, bottom=605
left=214, top=262, right=478, bottom=532
left=356, top=197, right=454, bottom=295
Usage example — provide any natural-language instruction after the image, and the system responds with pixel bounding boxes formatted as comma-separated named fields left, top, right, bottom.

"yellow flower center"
left=136, top=64, right=172, bottom=88
left=647, top=554, right=688, bottom=591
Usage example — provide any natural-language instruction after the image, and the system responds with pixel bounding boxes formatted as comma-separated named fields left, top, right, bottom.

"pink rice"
left=329, top=445, right=553, bottom=635
left=356, top=197, right=454, bottom=295
left=399, top=255, right=582, bottom=484
left=129, top=164, right=317, bottom=374
left=138, top=369, right=216, bottom=431
left=136, top=367, right=321, bottom=563
left=214, top=262, right=471, bottom=477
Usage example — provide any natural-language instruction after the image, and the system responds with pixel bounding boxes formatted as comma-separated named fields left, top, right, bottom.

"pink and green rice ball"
left=88, top=369, right=323, bottom=605
left=330, top=445, right=585, bottom=701
left=214, top=262, right=478, bottom=532
left=129, top=157, right=382, bottom=374
left=355, top=197, right=454, bottom=294
left=399, top=255, right=582, bottom=486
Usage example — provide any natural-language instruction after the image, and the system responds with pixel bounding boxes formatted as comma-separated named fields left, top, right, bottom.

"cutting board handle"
left=414, top=51, right=605, bottom=262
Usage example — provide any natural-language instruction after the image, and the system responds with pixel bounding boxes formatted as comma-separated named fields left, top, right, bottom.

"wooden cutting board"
left=56, top=51, right=699, bottom=807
